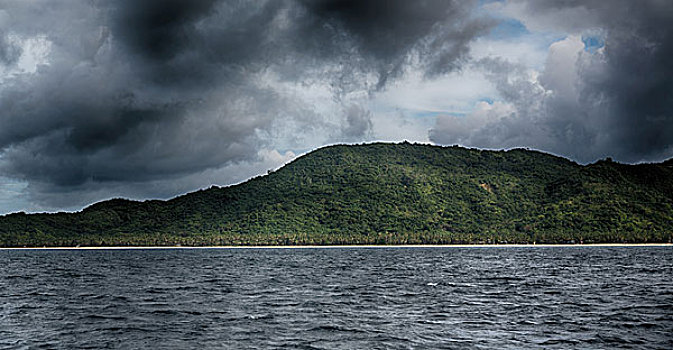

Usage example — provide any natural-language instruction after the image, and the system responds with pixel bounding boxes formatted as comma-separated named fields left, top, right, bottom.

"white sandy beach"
left=2, top=243, right=671, bottom=250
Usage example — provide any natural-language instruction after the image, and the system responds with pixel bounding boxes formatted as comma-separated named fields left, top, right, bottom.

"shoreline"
left=1, top=243, right=672, bottom=250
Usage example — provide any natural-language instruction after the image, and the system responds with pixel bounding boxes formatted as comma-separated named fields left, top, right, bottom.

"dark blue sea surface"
left=1, top=247, right=672, bottom=349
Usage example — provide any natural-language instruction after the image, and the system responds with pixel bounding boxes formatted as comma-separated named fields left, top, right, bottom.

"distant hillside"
left=1, top=142, right=672, bottom=246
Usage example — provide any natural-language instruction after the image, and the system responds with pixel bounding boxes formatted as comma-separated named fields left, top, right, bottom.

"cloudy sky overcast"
left=1, top=0, right=672, bottom=214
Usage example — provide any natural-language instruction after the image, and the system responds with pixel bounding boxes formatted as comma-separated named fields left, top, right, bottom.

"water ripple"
left=0, top=247, right=671, bottom=349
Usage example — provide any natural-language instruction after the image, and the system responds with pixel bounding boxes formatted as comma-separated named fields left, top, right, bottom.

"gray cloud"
left=431, top=0, right=673, bottom=163
left=340, top=104, right=374, bottom=141
left=0, top=8, right=20, bottom=66
left=0, top=0, right=489, bottom=211
left=0, top=33, right=20, bottom=66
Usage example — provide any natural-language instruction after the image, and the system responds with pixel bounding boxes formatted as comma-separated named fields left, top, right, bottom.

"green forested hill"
left=1, top=142, right=672, bottom=246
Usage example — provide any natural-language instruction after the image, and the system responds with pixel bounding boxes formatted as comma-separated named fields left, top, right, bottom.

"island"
left=1, top=142, right=671, bottom=247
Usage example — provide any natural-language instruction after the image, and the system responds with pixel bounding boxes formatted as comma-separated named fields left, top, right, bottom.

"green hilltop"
left=1, top=142, right=672, bottom=247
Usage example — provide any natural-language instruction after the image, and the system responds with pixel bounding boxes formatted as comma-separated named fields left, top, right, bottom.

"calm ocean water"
left=1, top=247, right=671, bottom=349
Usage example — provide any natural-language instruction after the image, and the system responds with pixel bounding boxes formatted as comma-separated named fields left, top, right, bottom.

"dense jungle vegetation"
left=1, top=142, right=672, bottom=247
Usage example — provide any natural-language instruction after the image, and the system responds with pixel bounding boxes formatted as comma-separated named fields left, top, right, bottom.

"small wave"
left=596, top=333, right=644, bottom=344
left=82, top=314, right=128, bottom=321
left=90, top=326, right=155, bottom=333
left=246, top=314, right=273, bottom=320
left=538, top=338, right=581, bottom=346
left=150, top=309, right=180, bottom=315
left=308, top=325, right=366, bottom=333
left=25, top=291, right=58, bottom=297
left=417, top=320, right=446, bottom=325
left=4, top=275, right=34, bottom=280
left=458, top=319, right=498, bottom=325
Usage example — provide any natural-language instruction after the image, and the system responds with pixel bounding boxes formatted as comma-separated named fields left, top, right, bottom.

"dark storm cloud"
left=113, top=0, right=219, bottom=61
left=0, top=0, right=282, bottom=197
left=301, top=0, right=493, bottom=87
left=431, top=0, right=673, bottom=163
left=0, top=0, right=489, bottom=210
left=582, top=12, right=673, bottom=160
left=525, top=0, right=673, bottom=161
left=108, top=0, right=285, bottom=87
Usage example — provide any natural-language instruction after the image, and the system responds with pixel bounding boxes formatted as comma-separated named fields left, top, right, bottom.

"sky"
left=0, top=0, right=672, bottom=214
